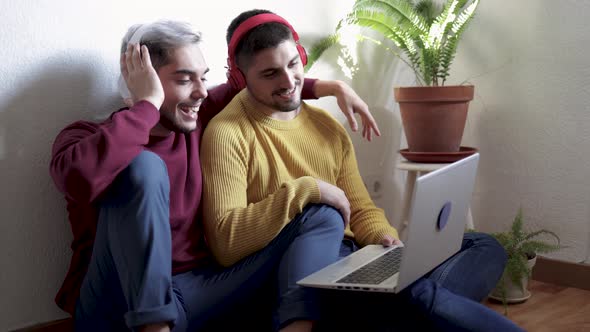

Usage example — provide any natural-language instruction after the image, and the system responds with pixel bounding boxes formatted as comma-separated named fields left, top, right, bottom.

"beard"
left=251, top=83, right=302, bottom=113
left=158, top=107, right=198, bottom=134
left=275, top=97, right=301, bottom=113
left=254, top=95, right=301, bottom=113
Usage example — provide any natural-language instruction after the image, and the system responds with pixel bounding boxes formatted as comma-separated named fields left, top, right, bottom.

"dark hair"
left=226, top=9, right=294, bottom=70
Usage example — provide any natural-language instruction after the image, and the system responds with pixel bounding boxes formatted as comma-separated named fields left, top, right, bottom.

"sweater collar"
left=239, top=89, right=308, bottom=130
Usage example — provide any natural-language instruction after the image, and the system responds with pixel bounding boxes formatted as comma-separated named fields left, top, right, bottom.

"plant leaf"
left=353, top=0, right=429, bottom=35
left=306, top=0, right=480, bottom=85
left=519, top=240, right=560, bottom=256
left=305, top=33, right=342, bottom=72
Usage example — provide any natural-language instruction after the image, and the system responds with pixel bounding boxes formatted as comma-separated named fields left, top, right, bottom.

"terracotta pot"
left=394, top=85, right=474, bottom=152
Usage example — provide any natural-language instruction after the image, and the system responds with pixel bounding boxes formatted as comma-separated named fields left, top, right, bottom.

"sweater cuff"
left=134, top=99, right=159, bottom=112
left=130, top=100, right=160, bottom=126
left=302, top=78, right=319, bottom=99
left=360, top=226, right=400, bottom=246
left=298, top=176, right=321, bottom=204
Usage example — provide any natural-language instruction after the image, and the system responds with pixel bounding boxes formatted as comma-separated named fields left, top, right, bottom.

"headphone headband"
left=228, top=13, right=301, bottom=60
left=119, top=23, right=152, bottom=101
left=226, top=13, right=307, bottom=90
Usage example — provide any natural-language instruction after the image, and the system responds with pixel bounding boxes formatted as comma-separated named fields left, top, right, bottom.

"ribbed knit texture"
left=202, top=90, right=398, bottom=267
left=49, top=79, right=320, bottom=314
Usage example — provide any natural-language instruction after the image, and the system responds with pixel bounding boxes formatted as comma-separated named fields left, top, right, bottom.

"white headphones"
left=118, top=24, right=152, bottom=101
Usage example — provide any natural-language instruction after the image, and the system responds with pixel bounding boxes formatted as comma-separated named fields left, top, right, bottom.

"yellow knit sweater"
left=201, top=90, right=398, bottom=267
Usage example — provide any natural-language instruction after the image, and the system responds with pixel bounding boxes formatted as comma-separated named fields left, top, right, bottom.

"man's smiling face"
left=156, top=44, right=209, bottom=134
left=243, top=40, right=303, bottom=116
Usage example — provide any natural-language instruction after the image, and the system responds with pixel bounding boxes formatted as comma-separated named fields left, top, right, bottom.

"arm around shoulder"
left=311, top=79, right=381, bottom=141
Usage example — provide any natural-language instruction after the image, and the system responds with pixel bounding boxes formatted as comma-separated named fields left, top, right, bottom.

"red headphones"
left=226, top=13, right=308, bottom=90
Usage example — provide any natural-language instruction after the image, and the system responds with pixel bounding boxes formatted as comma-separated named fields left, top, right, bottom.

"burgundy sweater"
left=50, top=80, right=317, bottom=314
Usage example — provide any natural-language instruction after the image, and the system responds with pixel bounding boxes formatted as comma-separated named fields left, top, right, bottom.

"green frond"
left=492, top=232, right=512, bottom=248
left=491, top=207, right=561, bottom=310
left=413, top=0, right=439, bottom=25
left=438, top=33, right=459, bottom=84
left=355, top=34, right=426, bottom=85
left=510, top=208, right=525, bottom=242
left=520, top=229, right=561, bottom=246
left=418, top=48, right=431, bottom=84
left=421, top=48, right=440, bottom=85
left=451, top=0, right=479, bottom=34
left=519, top=241, right=560, bottom=256
left=439, top=0, right=466, bottom=45
left=305, top=33, right=342, bottom=72
left=348, top=9, right=419, bottom=53
left=428, top=0, right=458, bottom=48
left=307, top=0, right=480, bottom=85
left=441, top=2, right=477, bottom=84
left=353, top=0, right=429, bottom=35
left=505, top=254, right=530, bottom=285
left=352, top=14, right=420, bottom=63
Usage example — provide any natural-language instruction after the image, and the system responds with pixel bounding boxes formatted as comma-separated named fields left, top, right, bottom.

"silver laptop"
left=297, top=153, right=479, bottom=293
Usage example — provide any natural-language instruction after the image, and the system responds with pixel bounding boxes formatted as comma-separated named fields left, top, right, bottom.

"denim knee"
left=466, top=232, right=507, bottom=275
left=404, top=277, right=525, bottom=332
left=301, top=204, right=345, bottom=236
left=100, top=150, right=170, bottom=229
left=123, top=151, right=170, bottom=194
left=404, top=278, right=439, bottom=313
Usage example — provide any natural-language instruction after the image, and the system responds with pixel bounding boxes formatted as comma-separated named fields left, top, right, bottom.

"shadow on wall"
left=0, top=53, right=122, bottom=329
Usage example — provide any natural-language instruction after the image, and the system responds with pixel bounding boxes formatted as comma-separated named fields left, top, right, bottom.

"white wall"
left=1, top=0, right=589, bottom=329
left=454, top=0, right=590, bottom=263
left=311, top=0, right=590, bottom=265
left=0, top=0, right=352, bottom=329
left=310, top=0, right=590, bottom=263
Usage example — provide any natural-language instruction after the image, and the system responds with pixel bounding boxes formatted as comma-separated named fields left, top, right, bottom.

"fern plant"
left=491, top=208, right=560, bottom=313
left=306, top=0, right=480, bottom=86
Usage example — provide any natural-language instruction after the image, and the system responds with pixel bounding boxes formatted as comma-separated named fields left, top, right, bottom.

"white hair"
left=118, top=20, right=203, bottom=100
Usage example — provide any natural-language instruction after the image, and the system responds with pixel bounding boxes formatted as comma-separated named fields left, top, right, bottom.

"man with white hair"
left=50, top=20, right=379, bottom=332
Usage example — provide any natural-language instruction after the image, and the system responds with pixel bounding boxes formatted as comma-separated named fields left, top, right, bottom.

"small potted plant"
left=488, top=208, right=560, bottom=314
left=306, top=0, right=480, bottom=160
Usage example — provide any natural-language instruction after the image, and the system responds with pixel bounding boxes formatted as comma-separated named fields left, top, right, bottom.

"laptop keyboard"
left=336, top=247, right=404, bottom=285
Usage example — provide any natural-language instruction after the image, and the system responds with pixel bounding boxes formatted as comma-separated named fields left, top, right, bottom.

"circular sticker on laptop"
left=437, top=202, right=452, bottom=230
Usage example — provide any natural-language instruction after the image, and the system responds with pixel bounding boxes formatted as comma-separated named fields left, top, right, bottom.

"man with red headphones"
left=201, top=9, right=524, bottom=332
left=49, top=18, right=383, bottom=332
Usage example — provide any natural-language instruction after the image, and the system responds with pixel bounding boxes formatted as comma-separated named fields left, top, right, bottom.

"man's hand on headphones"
left=121, top=43, right=165, bottom=109
left=313, top=80, right=381, bottom=141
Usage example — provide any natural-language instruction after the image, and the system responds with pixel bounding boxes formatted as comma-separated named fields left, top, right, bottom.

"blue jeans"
left=314, top=234, right=525, bottom=332
left=74, top=151, right=344, bottom=331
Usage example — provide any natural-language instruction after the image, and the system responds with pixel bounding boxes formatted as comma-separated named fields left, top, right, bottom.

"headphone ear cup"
left=227, top=68, right=237, bottom=90
left=235, top=70, right=246, bottom=90
left=228, top=67, right=246, bottom=90
left=298, top=44, right=308, bottom=66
